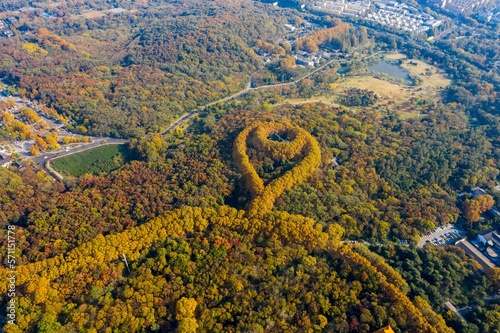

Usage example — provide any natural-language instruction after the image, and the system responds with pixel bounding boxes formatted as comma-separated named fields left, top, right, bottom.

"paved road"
left=1, top=93, right=126, bottom=170
left=161, top=51, right=384, bottom=134
left=161, top=111, right=198, bottom=134
left=31, top=138, right=127, bottom=169
left=9, top=49, right=381, bottom=173
left=435, top=28, right=453, bottom=40
left=444, top=301, right=467, bottom=322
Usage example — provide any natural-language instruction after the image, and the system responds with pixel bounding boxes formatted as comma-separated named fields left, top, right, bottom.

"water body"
left=258, top=0, right=302, bottom=10
left=367, top=59, right=413, bottom=85
left=269, top=133, right=290, bottom=142
left=337, top=67, right=347, bottom=75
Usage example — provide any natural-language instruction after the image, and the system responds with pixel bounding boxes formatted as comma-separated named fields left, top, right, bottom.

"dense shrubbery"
left=338, top=88, right=378, bottom=107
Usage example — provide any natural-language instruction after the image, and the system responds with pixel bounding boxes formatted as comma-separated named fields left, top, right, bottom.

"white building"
left=478, top=229, right=500, bottom=248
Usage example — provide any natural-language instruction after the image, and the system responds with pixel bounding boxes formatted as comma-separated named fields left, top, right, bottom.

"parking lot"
left=418, top=224, right=466, bottom=248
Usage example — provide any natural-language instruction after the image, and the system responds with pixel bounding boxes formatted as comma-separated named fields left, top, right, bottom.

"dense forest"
left=1, top=0, right=500, bottom=332
left=0, top=205, right=452, bottom=333
left=371, top=245, right=497, bottom=333
left=0, top=122, right=455, bottom=333
left=0, top=0, right=288, bottom=137
left=1, top=99, right=498, bottom=331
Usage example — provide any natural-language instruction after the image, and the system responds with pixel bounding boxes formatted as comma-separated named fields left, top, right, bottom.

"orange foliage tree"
left=463, top=194, right=495, bottom=222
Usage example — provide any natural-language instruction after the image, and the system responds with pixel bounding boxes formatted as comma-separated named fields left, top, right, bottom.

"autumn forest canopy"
left=0, top=121, right=456, bottom=333
left=0, top=0, right=289, bottom=137
left=1, top=0, right=500, bottom=332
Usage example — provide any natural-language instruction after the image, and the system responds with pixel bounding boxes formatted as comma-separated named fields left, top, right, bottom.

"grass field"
left=282, top=76, right=415, bottom=106
left=401, top=59, right=451, bottom=89
left=384, top=53, right=406, bottom=60
left=51, top=144, right=134, bottom=177
left=276, top=55, right=451, bottom=119
left=335, top=76, right=412, bottom=102
left=276, top=97, right=341, bottom=107
left=384, top=53, right=452, bottom=90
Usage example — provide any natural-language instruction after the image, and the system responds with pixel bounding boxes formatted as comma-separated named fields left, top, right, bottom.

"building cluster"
left=285, top=21, right=320, bottom=39
left=476, top=9, right=500, bottom=24
left=456, top=227, right=500, bottom=271
left=257, top=21, right=339, bottom=68
left=312, top=0, right=442, bottom=34
left=294, top=50, right=334, bottom=67
left=0, top=3, right=130, bottom=39
left=455, top=187, right=500, bottom=271
left=368, top=2, right=442, bottom=33
left=0, top=5, right=59, bottom=38
left=429, top=0, right=492, bottom=14
left=0, top=17, right=15, bottom=38
left=313, top=0, right=370, bottom=16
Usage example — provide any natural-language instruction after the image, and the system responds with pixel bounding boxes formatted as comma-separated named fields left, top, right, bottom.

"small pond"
left=366, top=59, right=413, bottom=85
left=269, top=133, right=290, bottom=142
left=258, top=0, right=302, bottom=9
left=337, top=67, right=347, bottom=75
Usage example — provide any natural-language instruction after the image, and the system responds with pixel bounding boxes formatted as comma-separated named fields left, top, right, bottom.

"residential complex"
left=312, top=0, right=442, bottom=33
left=429, top=0, right=493, bottom=14
left=0, top=19, right=14, bottom=38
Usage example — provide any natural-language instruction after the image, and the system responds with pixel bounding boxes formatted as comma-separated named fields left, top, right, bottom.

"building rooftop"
left=19, top=6, right=37, bottom=12
left=489, top=208, right=500, bottom=217
left=456, top=239, right=496, bottom=270
left=471, top=186, right=488, bottom=197
left=104, top=7, right=127, bottom=14
left=478, top=228, right=500, bottom=247
left=479, top=228, right=497, bottom=238
left=0, top=155, right=12, bottom=167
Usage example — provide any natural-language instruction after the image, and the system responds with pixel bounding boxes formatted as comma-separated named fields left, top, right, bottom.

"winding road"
left=23, top=50, right=382, bottom=178
left=162, top=51, right=384, bottom=134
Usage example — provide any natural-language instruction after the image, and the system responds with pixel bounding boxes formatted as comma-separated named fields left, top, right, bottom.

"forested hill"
left=0, top=0, right=287, bottom=137
left=125, top=17, right=259, bottom=79
left=0, top=121, right=455, bottom=333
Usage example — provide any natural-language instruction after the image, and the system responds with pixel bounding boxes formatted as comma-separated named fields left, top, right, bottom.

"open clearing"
left=333, top=76, right=413, bottom=102
left=51, top=144, right=134, bottom=177
left=401, top=60, right=451, bottom=89
left=276, top=97, right=341, bottom=107
left=384, top=53, right=406, bottom=60
left=281, top=76, right=416, bottom=107
left=276, top=55, right=451, bottom=119
left=78, top=11, right=107, bottom=19
left=384, top=53, right=452, bottom=90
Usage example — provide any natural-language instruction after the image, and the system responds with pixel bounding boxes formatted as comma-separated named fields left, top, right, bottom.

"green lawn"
left=51, top=144, right=134, bottom=177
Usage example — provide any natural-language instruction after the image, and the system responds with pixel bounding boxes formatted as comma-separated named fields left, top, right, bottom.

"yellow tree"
left=463, top=195, right=495, bottom=223
left=176, top=298, right=198, bottom=333
left=177, top=318, right=198, bottom=333
left=45, top=132, right=60, bottom=149
left=30, top=145, right=40, bottom=156
left=175, top=297, right=197, bottom=320
left=35, top=136, right=48, bottom=151
left=486, top=267, right=500, bottom=289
